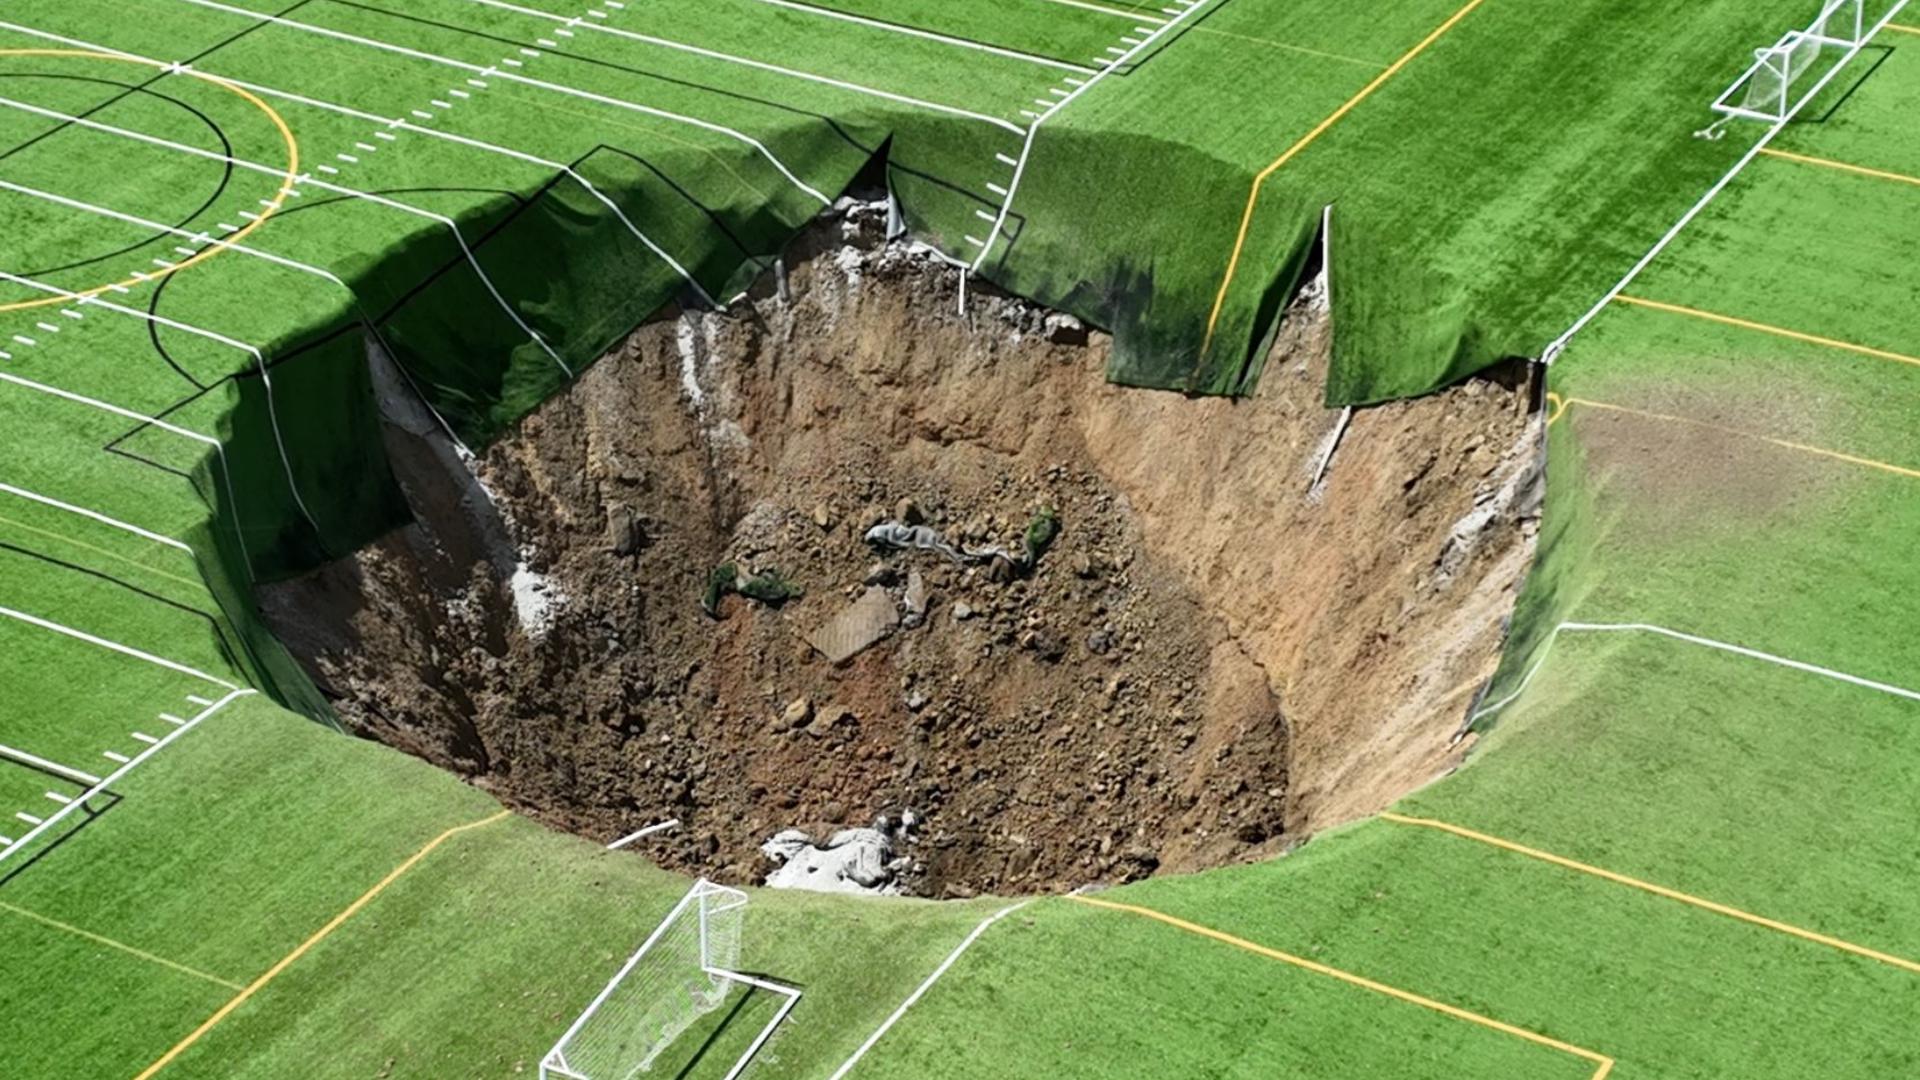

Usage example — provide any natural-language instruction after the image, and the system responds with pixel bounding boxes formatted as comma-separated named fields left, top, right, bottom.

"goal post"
left=1707, top=0, right=1908, bottom=125
left=541, top=879, right=795, bottom=1080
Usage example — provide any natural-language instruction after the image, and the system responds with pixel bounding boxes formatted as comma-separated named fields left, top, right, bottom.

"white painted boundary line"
left=0, top=369, right=256, bottom=571
left=826, top=900, right=1032, bottom=1080
left=606, top=817, right=678, bottom=849
left=0, top=743, right=102, bottom=786
left=0, top=21, right=717, bottom=310
left=167, top=0, right=831, bottom=204
left=464, top=0, right=1029, bottom=134
left=1471, top=620, right=1920, bottom=725
left=0, top=179, right=349, bottom=292
left=0, top=77, right=573, bottom=378
left=0, top=267, right=322, bottom=537
left=1540, top=0, right=1912, bottom=362
left=967, top=0, right=1213, bottom=272
left=0, top=604, right=238, bottom=688
left=0, top=689, right=254, bottom=865
left=0, top=480, right=191, bottom=552
left=746, top=0, right=1100, bottom=73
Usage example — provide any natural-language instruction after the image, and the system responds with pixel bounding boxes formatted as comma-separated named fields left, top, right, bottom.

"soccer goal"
left=1707, top=0, right=1909, bottom=126
left=540, top=880, right=799, bottom=1080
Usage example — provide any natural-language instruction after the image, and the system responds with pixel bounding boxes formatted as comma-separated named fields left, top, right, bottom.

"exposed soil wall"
left=262, top=202, right=1541, bottom=897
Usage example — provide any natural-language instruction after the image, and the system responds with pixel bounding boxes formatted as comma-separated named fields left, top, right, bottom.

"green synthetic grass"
left=0, top=695, right=1008, bottom=1079
left=830, top=27, right=1920, bottom=1080
left=4, top=3, right=1920, bottom=1078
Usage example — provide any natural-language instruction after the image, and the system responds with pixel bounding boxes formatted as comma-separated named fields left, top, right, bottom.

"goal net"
left=541, top=880, right=748, bottom=1080
left=1709, top=0, right=1904, bottom=124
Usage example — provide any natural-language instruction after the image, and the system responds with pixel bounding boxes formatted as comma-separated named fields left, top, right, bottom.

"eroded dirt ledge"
left=263, top=201, right=1542, bottom=897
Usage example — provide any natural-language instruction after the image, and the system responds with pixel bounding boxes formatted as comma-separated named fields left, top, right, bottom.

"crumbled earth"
left=262, top=200, right=1542, bottom=897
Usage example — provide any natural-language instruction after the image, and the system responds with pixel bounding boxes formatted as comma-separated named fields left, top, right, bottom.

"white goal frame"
left=540, top=879, right=799, bottom=1080
left=1709, top=0, right=1908, bottom=122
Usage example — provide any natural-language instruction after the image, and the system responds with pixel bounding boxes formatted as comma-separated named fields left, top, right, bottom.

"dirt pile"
left=263, top=200, right=1541, bottom=897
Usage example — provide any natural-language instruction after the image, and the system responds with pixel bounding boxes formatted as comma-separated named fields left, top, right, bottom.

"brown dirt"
left=262, top=202, right=1542, bottom=897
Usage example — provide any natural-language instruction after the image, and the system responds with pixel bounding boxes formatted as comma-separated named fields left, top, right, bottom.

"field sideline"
left=3, top=1, right=1917, bottom=1078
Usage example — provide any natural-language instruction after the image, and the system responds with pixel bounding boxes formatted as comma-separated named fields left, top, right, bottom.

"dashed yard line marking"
left=1759, top=146, right=1920, bottom=189
left=1614, top=295, right=1920, bottom=370
left=0, top=49, right=298, bottom=314
left=1545, top=393, right=1920, bottom=480
left=1382, top=814, right=1920, bottom=976
left=1201, top=0, right=1486, bottom=352
left=134, top=808, right=514, bottom=1079
left=0, top=901, right=244, bottom=990
left=1066, top=893, right=1616, bottom=1078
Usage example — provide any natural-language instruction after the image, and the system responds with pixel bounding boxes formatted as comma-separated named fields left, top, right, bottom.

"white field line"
left=0, top=480, right=191, bottom=552
left=745, top=0, right=1100, bottom=73
left=265, top=0, right=722, bottom=310
left=0, top=178, right=348, bottom=291
left=0, top=84, right=571, bottom=377
left=967, top=0, right=1212, bottom=271
left=1036, top=0, right=1166, bottom=23
left=704, top=967, right=802, bottom=1080
left=0, top=743, right=102, bottom=786
left=0, top=267, right=321, bottom=538
left=826, top=900, right=1033, bottom=1080
left=0, top=689, right=254, bottom=866
left=464, top=0, right=1029, bottom=134
left=1541, top=0, right=1913, bottom=361
left=1471, top=621, right=1920, bottom=725
left=0, top=605, right=239, bottom=689
left=0, top=21, right=716, bottom=310
left=0, top=370, right=256, bottom=573
left=165, top=0, right=830, bottom=204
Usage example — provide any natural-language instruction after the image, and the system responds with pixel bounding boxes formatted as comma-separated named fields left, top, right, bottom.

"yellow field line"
left=1759, top=147, right=1920, bottom=189
left=1545, top=391, right=1570, bottom=426
left=134, top=809, right=513, bottom=1079
left=1545, top=393, right=1920, bottom=480
left=0, top=51, right=299, bottom=315
left=1200, top=0, right=1487, bottom=353
left=1382, top=813, right=1920, bottom=975
left=1614, top=294, right=1920, bottom=370
left=0, top=900, right=242, bottom=991
left=0, top=511, right=203, bottom=590
left=1886, top=23, right=1920, bottom=35
left=1195, top=27, right=1386, bottom=69
left=1066, top=892, right=1615, bottom=1078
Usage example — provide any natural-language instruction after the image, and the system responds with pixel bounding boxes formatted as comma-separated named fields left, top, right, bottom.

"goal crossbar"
left=1709, top=0, right=1910, bottom=122
left=539, top=879, right=798, bottom=1080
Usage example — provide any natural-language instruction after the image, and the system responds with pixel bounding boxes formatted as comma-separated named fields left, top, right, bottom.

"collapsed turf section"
left=4, top=0, right=1918, bottom=1077
left=259, top=204, right=1539, bottom=896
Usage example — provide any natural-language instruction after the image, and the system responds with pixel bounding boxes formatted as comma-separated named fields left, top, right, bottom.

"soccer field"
left=3, top=0, right=1917, bottom=1077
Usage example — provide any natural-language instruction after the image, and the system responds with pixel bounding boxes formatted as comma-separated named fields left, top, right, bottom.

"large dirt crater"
left=264, top=201, right=1542, bottom=897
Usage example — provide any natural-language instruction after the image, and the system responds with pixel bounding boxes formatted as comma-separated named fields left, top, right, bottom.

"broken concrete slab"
left=806, top=585, right=898, bottom=663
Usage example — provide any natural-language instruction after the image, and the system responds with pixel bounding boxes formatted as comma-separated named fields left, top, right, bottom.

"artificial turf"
left=3, top=1, right=1918, bottom=1078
